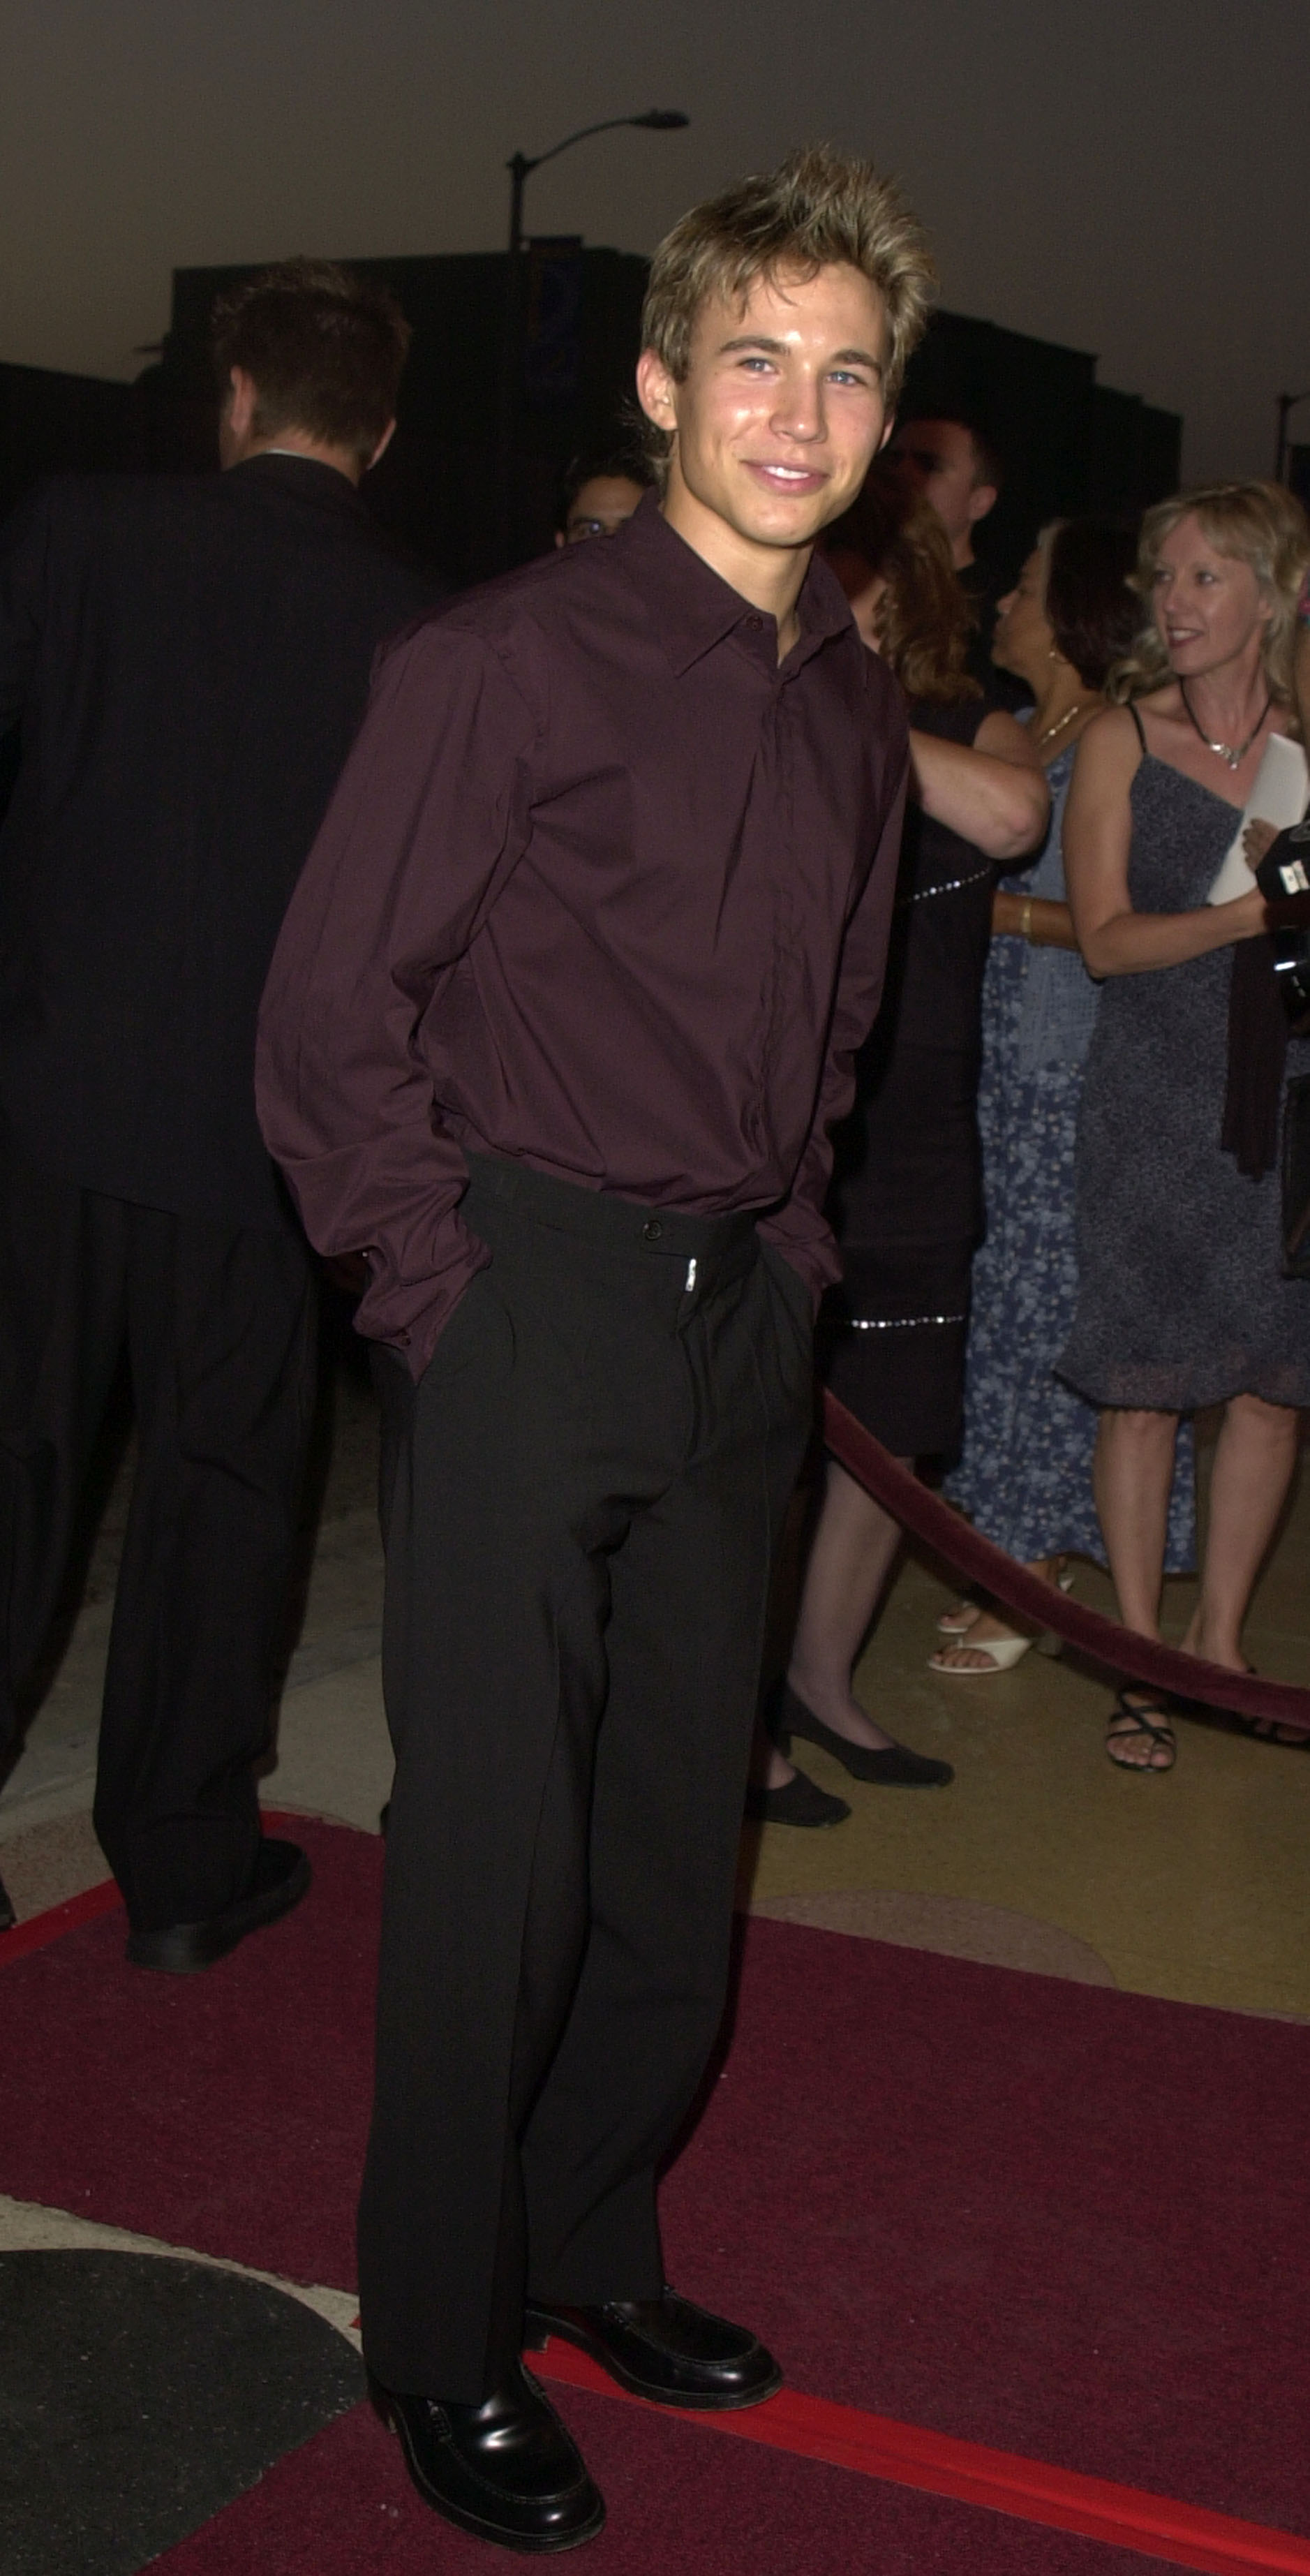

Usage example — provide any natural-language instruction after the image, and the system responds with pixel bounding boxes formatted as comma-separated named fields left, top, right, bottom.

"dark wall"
left=1, top=258, right=1184, bottom=588
left=898, top=311, right=1182, bottom=583
left=0, top=361, right=135, bottom=522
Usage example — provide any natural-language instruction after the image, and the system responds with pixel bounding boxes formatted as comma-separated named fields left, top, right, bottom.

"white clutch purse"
left=1207, top=734, right=1309, bottom=905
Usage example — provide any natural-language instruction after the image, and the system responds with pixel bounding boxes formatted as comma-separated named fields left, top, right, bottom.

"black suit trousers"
left=357, top=1156, right=812, bottom=2402
left=0, top=1132, right=316, bottom=1927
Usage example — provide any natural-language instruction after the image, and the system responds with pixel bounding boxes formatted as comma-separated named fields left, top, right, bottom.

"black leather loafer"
left=373, top=2360, right=604, bottom=2553
left=524, top=2288, right=782, bottom=2411
left=125, top=1837, right=311, bottom=1974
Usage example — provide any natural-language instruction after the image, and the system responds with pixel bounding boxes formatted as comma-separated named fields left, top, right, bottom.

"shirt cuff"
left=355, top=1234, right=491, bottom=1382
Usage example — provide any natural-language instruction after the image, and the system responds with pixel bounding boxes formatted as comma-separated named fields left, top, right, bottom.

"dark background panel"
left=1, top=250, right=1182, bottom=586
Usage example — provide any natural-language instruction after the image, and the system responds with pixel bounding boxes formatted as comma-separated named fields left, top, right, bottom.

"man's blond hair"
left=641, top=144, right=936, bottom=413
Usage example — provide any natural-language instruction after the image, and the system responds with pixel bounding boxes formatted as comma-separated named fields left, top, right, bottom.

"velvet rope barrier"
left=821, top=1390, right=1310, bottom=1734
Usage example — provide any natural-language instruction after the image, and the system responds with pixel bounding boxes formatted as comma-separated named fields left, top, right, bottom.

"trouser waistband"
left=463, top=1153, right=766, bottom=1275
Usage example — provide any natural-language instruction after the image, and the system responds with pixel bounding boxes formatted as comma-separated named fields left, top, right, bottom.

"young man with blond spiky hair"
left=257, top=147, right=935, bottom=2554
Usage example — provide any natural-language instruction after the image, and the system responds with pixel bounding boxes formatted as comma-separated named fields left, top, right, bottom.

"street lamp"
left=505, top=111, right=690, bottom=258
left=1275, top=390, right=1310, bottom=484
left=496, top=110, right=689, bottom=564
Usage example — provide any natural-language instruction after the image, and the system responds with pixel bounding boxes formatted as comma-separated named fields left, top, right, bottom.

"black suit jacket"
left=0, top=454, right=439, bottom=1228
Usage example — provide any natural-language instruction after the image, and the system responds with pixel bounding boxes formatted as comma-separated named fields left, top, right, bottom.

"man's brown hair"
left=211, top=260, right=411, bottom=468
left=641, top=144, right=935, bottom=411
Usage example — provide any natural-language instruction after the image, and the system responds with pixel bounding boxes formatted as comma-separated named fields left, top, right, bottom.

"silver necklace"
left=1178, top=682, right=1271, bottom=772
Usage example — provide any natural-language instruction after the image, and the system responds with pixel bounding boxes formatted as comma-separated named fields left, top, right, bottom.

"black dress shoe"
left=744, top=1769, right=851, bottom=1827
left=0, top=1868, right=14, bottom=1933
left=524, top=2288, right=782, bottom=2411
left=125, top=1837, right=311, bottom=1974
left=373, top=2359, right=604, bottom=2553
left=773, top=1681, right=954, bottom=1786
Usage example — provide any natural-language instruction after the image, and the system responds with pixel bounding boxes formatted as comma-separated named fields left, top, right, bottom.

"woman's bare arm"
left=908, top=709, right=1048, bottom=862
left=990, top=889, right=1080, bottom=950
left=1063, top=706, right=1265, bottom=975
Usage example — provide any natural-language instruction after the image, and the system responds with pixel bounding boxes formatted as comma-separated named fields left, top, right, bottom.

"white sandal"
left=933, top=1568, right=1073, bottom=1647
left=936, top=1600, right=983, bottom=1638
left=928, top=1569, right=1075, bottom=1675
left=928, top=1631, right=1036, bottom=1675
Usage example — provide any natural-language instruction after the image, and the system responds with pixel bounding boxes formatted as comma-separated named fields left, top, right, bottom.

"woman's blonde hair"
left=1108, top=480, right=1310, bottom=704
left=640, top=144, right=935, bottom=431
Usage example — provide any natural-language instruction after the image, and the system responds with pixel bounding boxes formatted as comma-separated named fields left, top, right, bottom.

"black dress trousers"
left=358, top=1156, right=812, bottom=2404
left=0, top=1129, right=316, bottom=1929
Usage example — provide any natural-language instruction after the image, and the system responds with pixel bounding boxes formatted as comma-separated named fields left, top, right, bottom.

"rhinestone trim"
left=849, top=1311, right=966, bottom=1331
left=898, top=864, right=993, bottom=909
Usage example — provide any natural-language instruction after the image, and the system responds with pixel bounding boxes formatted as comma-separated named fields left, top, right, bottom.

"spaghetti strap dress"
left=1057, top=714, right=1310, bottom=1412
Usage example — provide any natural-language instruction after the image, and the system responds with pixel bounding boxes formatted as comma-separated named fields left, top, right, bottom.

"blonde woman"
left=1061, top=483, right=1310, bottom=1769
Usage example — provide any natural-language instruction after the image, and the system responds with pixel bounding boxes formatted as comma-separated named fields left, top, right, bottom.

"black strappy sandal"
left=1106, top=1691, right=1177, bottom=1772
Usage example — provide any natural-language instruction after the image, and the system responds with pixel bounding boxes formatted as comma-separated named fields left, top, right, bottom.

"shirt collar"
left=227, top=452, right=366, bottom=515
left=613, top=490, right=854, bottom=679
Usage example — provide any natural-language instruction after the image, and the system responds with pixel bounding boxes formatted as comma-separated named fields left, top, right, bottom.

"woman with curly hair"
left=1060, top=482, right=1310, bottom=1770
left=754, top=468, right=1048, bottom=1822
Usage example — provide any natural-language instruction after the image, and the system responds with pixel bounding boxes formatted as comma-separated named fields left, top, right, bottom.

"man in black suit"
left=0, top=262, right=436, bottom=1966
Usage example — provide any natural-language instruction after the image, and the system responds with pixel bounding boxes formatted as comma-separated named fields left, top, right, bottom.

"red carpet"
left=144, top=2390, right=1175, bottom=2576
left=4, top=1817, right=1309, bottom=2565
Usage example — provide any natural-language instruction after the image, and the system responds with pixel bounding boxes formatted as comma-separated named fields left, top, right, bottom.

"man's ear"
left=967, top=480, right=998, bottom=530
left=635, top=347, right=678, bottom=436
left=225, top=365, right=258, bottom=443
left=877, top=410, right=897, bottom=454
left=364, top=417, right=397, bottom=473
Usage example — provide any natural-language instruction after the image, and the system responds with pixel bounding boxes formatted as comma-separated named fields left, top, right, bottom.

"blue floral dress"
left=948, top=744, right=1196, bottom=1567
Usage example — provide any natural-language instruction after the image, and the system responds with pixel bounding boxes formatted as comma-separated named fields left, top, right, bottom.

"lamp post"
left=1275, top=390, right=1310, bottom=485
left=495, top=110, right=689, bottom=565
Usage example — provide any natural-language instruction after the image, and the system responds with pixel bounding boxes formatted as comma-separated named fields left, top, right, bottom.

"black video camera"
left=1256, top=823, right=1310, bottom=1035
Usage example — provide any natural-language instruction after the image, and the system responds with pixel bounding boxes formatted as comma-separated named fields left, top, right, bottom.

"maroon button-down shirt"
left=256, top=494, right=908, bottom=1376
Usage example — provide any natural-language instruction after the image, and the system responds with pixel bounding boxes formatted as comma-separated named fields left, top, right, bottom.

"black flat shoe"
left=524, top=2288, right=782, bottom=2412
left=774, top=1682, right=953, bottom=1787
left=744, top=1769, right=850, bottom=1827
left=125, top=1837, right=311, bottom=1974
left=373, top=2360, right=604, bottom=2553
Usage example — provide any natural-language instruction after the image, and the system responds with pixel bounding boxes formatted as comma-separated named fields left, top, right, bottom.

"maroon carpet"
left=147, top=2392, right=1166, bottom=2576
left=4, top=1818, right=1308, bottom=2547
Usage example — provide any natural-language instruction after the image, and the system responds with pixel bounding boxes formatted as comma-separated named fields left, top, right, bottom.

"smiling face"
left=636, top=262, right=892, bottom=593
left=1150, top=513, right=1272, bottom=681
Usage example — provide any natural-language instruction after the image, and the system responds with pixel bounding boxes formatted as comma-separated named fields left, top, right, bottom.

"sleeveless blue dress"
left=1058, top=750, right=1310, bottom=1412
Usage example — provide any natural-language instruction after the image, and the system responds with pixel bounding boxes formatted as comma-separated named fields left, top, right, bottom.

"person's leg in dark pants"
left=92, top=1206, right=317, bottom=1931
left=359, top=1247, right=610, bottom=2404
left=0, top=1138, right=131, bottom=1757
left=521, top=1249, right=810, bottom=2305
left=357, top=1170, right=810, bottom=2406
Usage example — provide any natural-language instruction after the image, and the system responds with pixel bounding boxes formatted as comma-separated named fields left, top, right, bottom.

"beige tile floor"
left=2, top=1363, right=1307, bottom=2020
